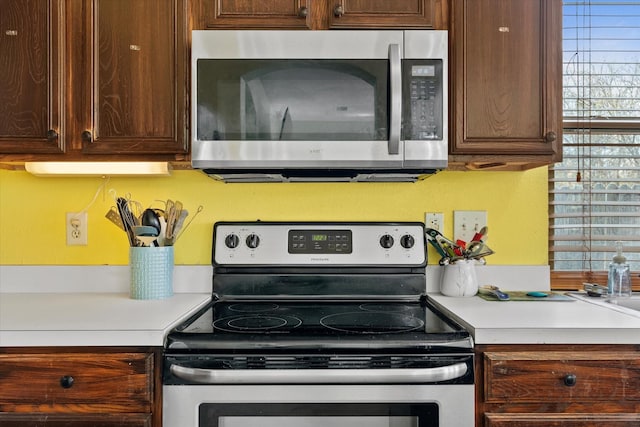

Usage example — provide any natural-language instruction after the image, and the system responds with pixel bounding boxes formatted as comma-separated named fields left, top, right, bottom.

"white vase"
left=440, top=259, right=478, bottom=297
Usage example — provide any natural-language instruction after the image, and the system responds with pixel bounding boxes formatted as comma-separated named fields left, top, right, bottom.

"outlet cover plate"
left=425, top=212, right=444, bottom=232
left=66, top=212, right=88, bottom=246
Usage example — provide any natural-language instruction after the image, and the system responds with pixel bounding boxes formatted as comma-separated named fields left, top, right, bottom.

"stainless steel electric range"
left=163, top=222, right=474, bottom=427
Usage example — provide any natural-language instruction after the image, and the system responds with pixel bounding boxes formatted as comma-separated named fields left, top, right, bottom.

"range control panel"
left=288, top=229, right=353, bottom=254
left=213, top=222, right=426, bottom=266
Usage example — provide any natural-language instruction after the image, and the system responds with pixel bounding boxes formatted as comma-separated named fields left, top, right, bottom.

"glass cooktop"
left=165, top=298, right=471, bottom=353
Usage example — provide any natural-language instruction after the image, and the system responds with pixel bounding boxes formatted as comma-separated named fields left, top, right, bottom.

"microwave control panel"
left=404, top=60, right=443, bottom=141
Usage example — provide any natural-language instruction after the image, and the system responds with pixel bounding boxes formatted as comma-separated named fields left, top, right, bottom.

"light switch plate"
left=454, top=210, right=487, bottom=243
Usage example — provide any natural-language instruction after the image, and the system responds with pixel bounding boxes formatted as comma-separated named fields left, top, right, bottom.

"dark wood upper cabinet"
left=328, top=0, right=439, bottom=29
left=193, top=0, right=313, bottom=29
left=0, top=0, right=65, bottom=154
left=77, top=0, right=188, bottom=155
left=0, top=0, right=188, bottom=160
left=193, top=0, right=444, bottom=30
left=449, top=0, right=562, bottom=170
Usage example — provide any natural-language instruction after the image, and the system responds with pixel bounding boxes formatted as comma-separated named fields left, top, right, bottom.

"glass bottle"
left=607, top=241, right=631, bottom=302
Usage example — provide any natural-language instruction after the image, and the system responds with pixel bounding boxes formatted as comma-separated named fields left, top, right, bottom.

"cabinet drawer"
left=485, top=413, right=640, bottom=427
left=0, top=413, right=151, bottom=427
left=484, top=351, right=640, bottom=403
left=0, top=353, right=154, bottom=413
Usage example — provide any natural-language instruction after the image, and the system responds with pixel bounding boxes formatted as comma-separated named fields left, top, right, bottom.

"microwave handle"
left=388, top=44, right=401, bottom=155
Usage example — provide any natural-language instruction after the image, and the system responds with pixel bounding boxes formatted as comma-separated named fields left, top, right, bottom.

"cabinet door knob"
left=60, top=375, right=75, bottom=389
left=81, top=130, right=93, bottom=143
left=47, top=129, right=59, bottom=141
left=563, top=373, right=577, bottom=387
left=545, top=131, right=557, bottom=143
left=333, top=5, right=344, bottom=17
left=298, top=6, right=308, bottom=17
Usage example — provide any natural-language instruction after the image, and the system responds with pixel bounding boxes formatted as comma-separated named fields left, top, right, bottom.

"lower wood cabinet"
left=0, top=347, right=161, bottom=427
left=476, top=345, right=640, bottom=427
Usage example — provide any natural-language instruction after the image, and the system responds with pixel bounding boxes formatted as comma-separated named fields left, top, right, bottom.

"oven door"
left=163, top=384, right=474, bottom=427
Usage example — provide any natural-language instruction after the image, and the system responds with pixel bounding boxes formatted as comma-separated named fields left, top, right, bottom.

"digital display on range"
left=288, top=230, right=352, bottom=254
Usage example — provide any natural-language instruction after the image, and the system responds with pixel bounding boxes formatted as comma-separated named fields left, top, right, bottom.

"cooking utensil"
left=105, top=207, right=125, bottom=231
left=141, top=209, right=161, bottom=247
left=117, top=197, right=137, bottom=246
left=479, top=285, right=510, bottom=301
left=426, top=228, right=473, bottom=265
left=141, top=208, right=161, bottom=246
left=132, top=225, right=159, bottom=247
left=165, top=199, right=179, bottom=241
left=173, top=205, right=204, bottom=245
left=471, top=226, right=488, bottom=242
left=164, top=210, right=187, bottom=246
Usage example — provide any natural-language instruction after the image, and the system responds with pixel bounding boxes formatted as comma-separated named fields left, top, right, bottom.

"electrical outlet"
left=454, top=210, right=487, bottom=243
left=66, top=212, right=88, bottom=246
left=425, top=212, right=444, bottom=232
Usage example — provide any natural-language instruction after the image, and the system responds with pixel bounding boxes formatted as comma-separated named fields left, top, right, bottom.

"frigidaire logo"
left=310, top=258, right=330, bottom=262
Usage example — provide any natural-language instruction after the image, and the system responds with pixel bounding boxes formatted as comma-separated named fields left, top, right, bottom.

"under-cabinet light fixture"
left=24, top=162, right=172, bottom=177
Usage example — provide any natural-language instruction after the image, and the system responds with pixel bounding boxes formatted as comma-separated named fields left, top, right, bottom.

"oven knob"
left=246, top=233, right=260, bottom=249
left=224, top=234, right=240, bottom=249
left=400, top=234, right=415, bottom=249
left=379, top=234, right=394, bottom=249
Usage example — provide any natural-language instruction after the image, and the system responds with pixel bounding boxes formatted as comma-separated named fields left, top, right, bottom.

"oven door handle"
left=169, top=362, right=468, bottom=384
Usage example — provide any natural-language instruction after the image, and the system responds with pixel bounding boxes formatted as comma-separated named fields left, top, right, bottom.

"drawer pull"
left=563, top=373, right=577, bottom=387
left=60, top=375, right=75, bottom=389
left=81, top=130, right=93, bottom=143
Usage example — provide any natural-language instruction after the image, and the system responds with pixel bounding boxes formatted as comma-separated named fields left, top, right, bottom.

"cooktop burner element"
left=213, top=314, right=303, bottom=333
left=319, top=311, right=425, bottom=334
left=228, top=303, right=280, bottom=313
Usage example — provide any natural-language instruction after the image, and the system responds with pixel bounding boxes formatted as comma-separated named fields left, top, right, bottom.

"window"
left=550, top=0, right=640, bottom=289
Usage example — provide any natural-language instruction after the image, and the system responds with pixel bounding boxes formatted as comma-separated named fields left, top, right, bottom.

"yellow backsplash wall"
left=0, top=168, right=548, bottom=265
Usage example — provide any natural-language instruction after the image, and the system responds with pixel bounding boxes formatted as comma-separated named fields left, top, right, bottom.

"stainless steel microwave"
left=191, top=30, right=448, bottom=182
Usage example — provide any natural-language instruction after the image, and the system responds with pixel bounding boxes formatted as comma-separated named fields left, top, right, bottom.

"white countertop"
left=0, top=292, right=211, bottom=347
left=428, top=293, right=640, bottom=345
left=2, top=265, right=640, bottom=347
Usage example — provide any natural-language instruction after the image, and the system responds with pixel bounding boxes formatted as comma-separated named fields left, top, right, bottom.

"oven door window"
left=199, top=403, right=438, bottom=427
left=196, top=60, right=389, bottom=142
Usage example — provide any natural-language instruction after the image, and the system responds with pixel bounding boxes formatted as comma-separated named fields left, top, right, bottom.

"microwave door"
left=194, top=59, right=400, bottom=168
left=190, top=30, right=420, bottom=174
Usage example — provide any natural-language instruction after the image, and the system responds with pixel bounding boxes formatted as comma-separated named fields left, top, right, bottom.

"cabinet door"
left=0, top=0, right=64, bottom=154
left=194, top=0, right=312, bottom=29
left=450, top=0, right=562, bottom=157
left=328, top=0, right=437, bottom=29
left=78, top=0, right=188, bottom=155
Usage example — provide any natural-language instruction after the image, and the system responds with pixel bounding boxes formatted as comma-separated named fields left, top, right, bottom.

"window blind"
left=550, top=0, right=640, bottom=287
